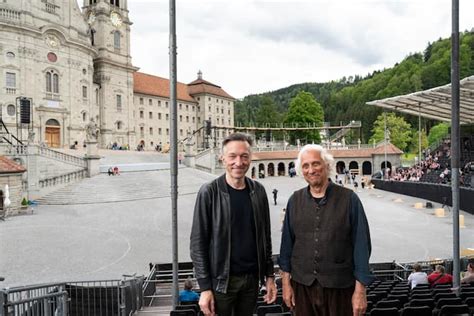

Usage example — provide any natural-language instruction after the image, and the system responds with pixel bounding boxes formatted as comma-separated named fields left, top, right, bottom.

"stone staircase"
left=36, top=168, right=215, bottom=205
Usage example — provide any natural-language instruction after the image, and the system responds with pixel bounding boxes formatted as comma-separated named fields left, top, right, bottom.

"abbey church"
left=0, top=0, right=235, bottom=150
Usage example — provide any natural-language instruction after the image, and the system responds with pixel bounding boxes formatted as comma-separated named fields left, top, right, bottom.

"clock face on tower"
left=110, top=11, right=123, bottom=27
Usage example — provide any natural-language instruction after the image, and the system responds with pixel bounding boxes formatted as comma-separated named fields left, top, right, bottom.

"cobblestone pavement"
left=1, top=163, right=474, bottom=288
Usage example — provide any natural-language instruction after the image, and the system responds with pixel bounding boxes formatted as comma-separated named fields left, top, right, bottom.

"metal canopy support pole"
left=169, top=0, right=179, bottom=308
left=384, top=111, right=387, bottom=178
left=451, top=0, right=461, bottom=291
left=418, top=106, right=422, bottom=166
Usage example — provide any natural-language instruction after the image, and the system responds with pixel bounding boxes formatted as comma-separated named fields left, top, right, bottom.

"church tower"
left=82, top=0, right=138, bottom=147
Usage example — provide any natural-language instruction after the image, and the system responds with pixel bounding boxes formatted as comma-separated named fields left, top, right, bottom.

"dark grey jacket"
left=190, top=175, right=274, bottom=293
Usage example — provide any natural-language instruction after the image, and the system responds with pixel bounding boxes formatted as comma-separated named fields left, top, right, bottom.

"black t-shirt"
left=227, top=183, right=258, bottom=275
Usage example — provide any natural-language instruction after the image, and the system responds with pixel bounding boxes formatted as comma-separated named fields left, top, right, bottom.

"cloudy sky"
left=118, top=1, right=473, bottom=98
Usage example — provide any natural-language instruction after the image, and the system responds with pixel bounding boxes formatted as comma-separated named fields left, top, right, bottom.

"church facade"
left=0, top=0, right=234, bottom=150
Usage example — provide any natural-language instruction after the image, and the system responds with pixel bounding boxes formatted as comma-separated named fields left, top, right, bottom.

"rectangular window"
left=140, top=110, right=144, bottom=119
left=114, top=31, right=121, bottom=49
left=82, top=86, right=88, bottom=98
left=139, top=97, right=144, bottom=105
left=166, top=113, right=169, bottom=120
left=116, top=95, right=122, bottom=111
left=140, top=126, right=144, bottom=137
left=180, top=129, right=183, bottom=136
left=158, top=113, right=162, bottom=120
left=165, top=101, right=168, bottom=108
left=149, top=127, right=153, bottom=135
left=149, top=99, right=152, bottom=106
left=198, top=117, right=201, bottom=123
left=149, top=112, right=153, bottom=119
left=158, top=128, right=162, bottom=135
left=192, top=117, right=195, bottom=123
left=186, top=104, right=189, bottom=111
left=186, top=116, right=189, bottom=122
left=166, top=128, right=169, bottom=135
left=158, top=100, right=161, bottom=106
left=179, top=104, right=182, bottom=110
left=179, top=115, right=182, bottom=122
left=5, top=72, right=16, bottom=87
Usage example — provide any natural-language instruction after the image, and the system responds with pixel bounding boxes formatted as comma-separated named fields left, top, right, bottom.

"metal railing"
left=1, top=283, right=68, bottom=316
left=1, top=277, right=144, bottom=316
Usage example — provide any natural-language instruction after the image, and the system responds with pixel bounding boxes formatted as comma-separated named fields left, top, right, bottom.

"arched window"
left=45, top=72, right=52, bottom=92
left=82, top=112, right=87, bottom=122
left=7, top=104, right=16, bottom=116
left=45, top=119, right=60, bottom=126
left=45, top=70, right=59, bottom=94
left=114, top=31, right=120, bottom=49
left=116, top=121, right=122, bottom=130
left=53, top=73, right=59, bottom=93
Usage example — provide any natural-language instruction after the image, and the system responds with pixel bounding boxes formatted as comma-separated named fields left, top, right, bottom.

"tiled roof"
left=251, top=144, right=403, bottom=161
left=133, top=72, right=196, bottom=103
left=0, top=156, right=26, bottom=174
left=187, top=78, right=234, bottom=100
left=372, top=143, right=404, bottom=154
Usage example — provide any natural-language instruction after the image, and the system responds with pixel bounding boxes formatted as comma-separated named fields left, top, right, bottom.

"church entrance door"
left=45, top=119, right=61, bottom=148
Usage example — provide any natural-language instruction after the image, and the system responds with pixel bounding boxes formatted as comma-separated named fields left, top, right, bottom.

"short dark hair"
left=184, top=278, right=194, bottom=291
left=413, top=263, right=422, bottom=272
left=222, top=133, right=253, bottom=149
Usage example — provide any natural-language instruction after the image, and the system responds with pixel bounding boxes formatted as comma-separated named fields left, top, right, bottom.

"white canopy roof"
left=367, top=75, right=474, bottom=124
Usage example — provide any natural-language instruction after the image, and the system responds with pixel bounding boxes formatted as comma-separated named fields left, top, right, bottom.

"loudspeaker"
left=20, top=98, right=31, bottom=124
left=426, top=202, right=433, bottom=209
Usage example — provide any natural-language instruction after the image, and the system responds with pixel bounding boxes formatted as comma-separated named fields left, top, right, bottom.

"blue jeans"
left=214, top=274, right=259, bottom=316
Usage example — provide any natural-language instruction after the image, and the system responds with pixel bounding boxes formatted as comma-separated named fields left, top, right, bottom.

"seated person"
left=107, top=167, right=114, bottom=176
left=69, top=141, right=78, bottom=150
left=407, top=263, right=429, bottom=289
left=179, top=278, right=199, bottom=303
left=428, top=265, right=453, bottom=287
left=113, top=166, right=120, bottom=175
left=461, top=262, right=474, bottom=284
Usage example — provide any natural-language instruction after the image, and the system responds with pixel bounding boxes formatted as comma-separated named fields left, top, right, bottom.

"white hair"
left=295, top=144, right=336, bottom=179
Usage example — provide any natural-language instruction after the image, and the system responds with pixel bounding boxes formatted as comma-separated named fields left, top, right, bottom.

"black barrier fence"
left=372, top=180, right=474, bottom=214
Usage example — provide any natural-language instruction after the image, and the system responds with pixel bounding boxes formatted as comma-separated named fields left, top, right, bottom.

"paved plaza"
left=1, top=151, right=474, bottom=288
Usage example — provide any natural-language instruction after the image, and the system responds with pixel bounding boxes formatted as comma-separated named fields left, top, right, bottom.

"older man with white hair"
left=279, top=144, right=374, bottom=316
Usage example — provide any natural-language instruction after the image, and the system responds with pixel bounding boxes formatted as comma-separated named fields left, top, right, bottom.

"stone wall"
left=0, top=173, right=25, bottom=216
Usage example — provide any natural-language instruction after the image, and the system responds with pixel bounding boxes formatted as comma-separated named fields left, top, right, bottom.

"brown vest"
left=290, top=184, right=355, bottom=288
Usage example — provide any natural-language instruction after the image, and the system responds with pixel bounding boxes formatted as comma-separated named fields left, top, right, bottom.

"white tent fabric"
left=367, top=75, right=474, bottom=124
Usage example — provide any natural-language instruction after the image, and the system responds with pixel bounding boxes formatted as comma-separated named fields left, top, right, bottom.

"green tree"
left=369, top=112, right=412, bottom=151
left=284, top=91, right=324, bottom=144
left=428, top=122, right=450, bottom=146
left=255, top=96, right=280, bottom=126
left=410, top=129, right=429, bottom=154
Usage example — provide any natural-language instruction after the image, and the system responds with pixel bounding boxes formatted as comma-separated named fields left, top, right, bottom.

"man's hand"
left=352, top=280, right=367, bottom=316
left=264, top=277, right=277, bottom=304
left=281, top=272, right=295, bottom=310
left=199, top=290, right=216, bottom=316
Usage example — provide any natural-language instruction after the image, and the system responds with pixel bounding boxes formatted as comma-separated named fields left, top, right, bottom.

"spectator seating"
left=437, top=304, right=470, bottom=315
left=256, top=304, right=283, bottom=316
left=170, top=310, right=196, bottom=316
left=369, top=307, right=399, bottom=316
left=400, top=305, right=432, bottom=316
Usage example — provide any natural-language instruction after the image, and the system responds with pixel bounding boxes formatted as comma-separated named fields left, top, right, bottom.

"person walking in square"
left=272, top=189, right=278, bottom=205
left=190, top=133, right=276, bottom=316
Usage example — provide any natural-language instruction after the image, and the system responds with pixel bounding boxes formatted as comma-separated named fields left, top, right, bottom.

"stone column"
left=84, top=141, right=101, bottom=177
left=26, top=145, right=40, bottom=200
left=184, top=139, right=195, bottom=168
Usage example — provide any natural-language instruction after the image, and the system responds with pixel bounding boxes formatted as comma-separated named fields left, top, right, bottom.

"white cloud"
left=89, top=0, right=474, bottom=98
